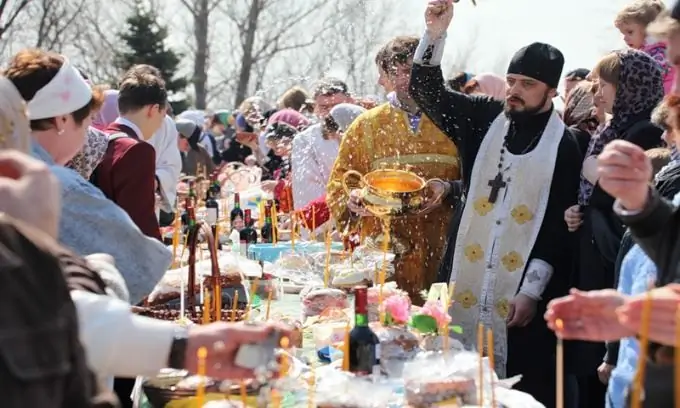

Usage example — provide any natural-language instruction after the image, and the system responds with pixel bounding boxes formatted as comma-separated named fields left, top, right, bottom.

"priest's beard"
left=504, top=91, right=550, bottom=123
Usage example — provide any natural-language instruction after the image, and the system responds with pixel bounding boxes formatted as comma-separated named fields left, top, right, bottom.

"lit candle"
left=631, top=290, right=653, bottom=408
left=487, top=328, right=496, bottom=407
left=342, top=321, right=350, bottom=371
left=231, top=291, right=239, bottom=322
left=378, top=221, right=390, bottom=323
left=556, top=319, right=564, bottom=408
left=196, top=347, right=207, bottom=405
left=477, top=323, right=484, bottom=405
left=324, top=231, right=331, bottom=287
left=239, top=381, right=247, bottom=405
left=202, top=289, right=211, bottom=325
left=266, top=286, right=273, bottom=320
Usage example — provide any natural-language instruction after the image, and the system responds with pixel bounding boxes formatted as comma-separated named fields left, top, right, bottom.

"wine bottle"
left=230, top=192, right=244, bottom=224
left=260, top=202, right=274, bottom=243
left=349, top=286, right=379, bottom=375
left=239, top=209, right=258, bottom=250
left=188, top=181, right=197, bottom=206
left=209, top=172, right=221, bottom=198
left=205, top=189, right=219, bottom=227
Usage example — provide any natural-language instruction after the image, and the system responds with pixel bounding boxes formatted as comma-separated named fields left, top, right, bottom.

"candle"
left=556, top=319, right=564, bottom=408
left=324, top=231, right=331, bottom=287
left=442, top=324, right=449, bottom=354
left=196, top=347, right=207, bottom=405
left=477, top=323, right=484, bottom=405
left=231, top=291, right=239, bottom=322
left=200, top=277, right=204, bottom=304
left=178, top=232, right=190, bottom=267
left=171, top=211, right=180, bottom=268
left=179, top=276, right=186, bottom=320
left=265, top=286, right=273, bottom=320
left=239, top=381, right=247, bottom=405
left=342, top=321, right=350, bottom=371
left=487, top=328, right=496, bottom=407
left=244, top=278, right=259, bottom=321
left=675, top=306, right=680, bottom=408
left=280, top=337, right=290, bottom=377
left=271, top=390, right=282, bottom=408
left=272, top=202, right=279, bottom=244
left=311, top=206, right=316, bottom=239
left=258, top=201, right=264, bottom=229
left=202, top=289, right=211, bottom=325
left=214, top=283, right=222, bottom=322
left=308, top=363, right=316, bottom=408
left=631, top=290, right=653, bottom=408
left=378, top=221, right=390, bottom=323
left=290, top=211, right=296, bottom=251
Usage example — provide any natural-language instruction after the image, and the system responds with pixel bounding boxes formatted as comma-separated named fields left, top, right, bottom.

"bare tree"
left=310, top=0, right=396, bottom=96
left=220, top=0, right=330, bottom=107
left=32, top=0, right=87, bottom=51
left=179, top=0, right=220, bottom=109
left=0, top=0, right=32, bottom=52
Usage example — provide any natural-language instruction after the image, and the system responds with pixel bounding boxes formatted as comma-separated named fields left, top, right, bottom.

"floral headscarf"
left=92, top=90, right=119, bottom=130
left=563, top=80, right=598, bottom=132
left=578, top=49, right=664, bottom=206
left=66, top=127, right=109, bottom=179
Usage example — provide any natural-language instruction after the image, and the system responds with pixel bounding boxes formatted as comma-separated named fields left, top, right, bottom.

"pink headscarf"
left=473, top=73, right=507, bottom=101
left=267, top=108, right=310, bottom=131
left=92, top=89, right=119, bottom=130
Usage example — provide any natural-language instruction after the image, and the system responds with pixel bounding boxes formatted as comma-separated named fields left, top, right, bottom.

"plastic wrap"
left=402, top=351, right=484, bottom=407
left=372, top=325, right=420, bottom=369
left=271, top=252, right=323, bottom=294
left=147, top=252, right=261, bottom=304
left=313, top=369, right=396, bottom=408
left=300, top=288, right=348, bottom=319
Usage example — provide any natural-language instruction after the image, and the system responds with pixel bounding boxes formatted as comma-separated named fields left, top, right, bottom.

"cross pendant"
left=487, top=172, right=507, bottom=203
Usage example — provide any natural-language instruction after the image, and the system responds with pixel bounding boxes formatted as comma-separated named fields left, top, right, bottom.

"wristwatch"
left=167, top=325, right=190, bottom=369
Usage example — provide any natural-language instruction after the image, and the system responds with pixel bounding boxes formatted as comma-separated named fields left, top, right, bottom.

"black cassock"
left=410, top=62, right=582, bottom=408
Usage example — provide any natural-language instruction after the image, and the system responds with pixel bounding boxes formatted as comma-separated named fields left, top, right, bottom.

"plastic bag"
left=300, top=288, right=348, bottom=319
left=313, top=369, right=395, bottom=408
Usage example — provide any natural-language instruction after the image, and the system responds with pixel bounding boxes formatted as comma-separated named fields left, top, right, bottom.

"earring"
left=58, top=129, right=64, bottom=135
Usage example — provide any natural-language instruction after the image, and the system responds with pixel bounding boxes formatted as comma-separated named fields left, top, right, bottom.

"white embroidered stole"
left=448, top=111, right=564, bottom=376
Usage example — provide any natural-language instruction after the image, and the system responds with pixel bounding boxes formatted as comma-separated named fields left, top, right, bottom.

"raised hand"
left=616, top=284, right=680, bottom=347
left=545, top=289, right=632, bottom=341
left=425, top=0, right=454, bottom=38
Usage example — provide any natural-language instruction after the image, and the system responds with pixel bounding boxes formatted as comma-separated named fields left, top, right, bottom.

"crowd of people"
left=2, top=0, right=680, bottom=406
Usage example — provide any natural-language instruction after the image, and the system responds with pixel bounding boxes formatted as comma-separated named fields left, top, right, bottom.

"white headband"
left=26, top=56, right=92, bottom=120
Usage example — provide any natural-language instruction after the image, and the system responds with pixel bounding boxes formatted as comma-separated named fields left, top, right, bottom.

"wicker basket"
left=134, top=221, right=246, bottom=323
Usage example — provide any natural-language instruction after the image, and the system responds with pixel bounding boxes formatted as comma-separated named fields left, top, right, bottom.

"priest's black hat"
left=507, top=42, right=565, bottom=89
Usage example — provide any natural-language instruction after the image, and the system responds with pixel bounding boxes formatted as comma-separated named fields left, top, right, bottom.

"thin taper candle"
left=477, top=323, right=484, bottom=405
left=171, top=211, right=180, bottom=268
left=342, top=321, right=350, bottom=371
left=196, top=347, right=207, bottom=405
left=202, top=289, right=211, bottom=325
left=487, top=328, right=496, bottom=407
left=631, top=290, right=653, bottom=408
left=556, top=319, right=564, bottom=408
left=290, top=211, right=296, bottom=251
left=266, top=286, right=273, bottom=320
left=308, top=362, right=316, bottom=408
left=231, top=291, right=239, bottom=322
left=239, top=380, right=247, bottom=405
left=324, top=231, right=331, bottom=287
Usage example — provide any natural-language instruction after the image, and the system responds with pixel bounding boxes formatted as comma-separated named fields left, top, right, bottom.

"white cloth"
left=291, top=124, right=339, bottom=209
left=71, top=290, right=175, bottom=379
left=27, top=56, right=92, bottom=120
left=148, top=116, right=182, bottom=212
left=113, top=117, right=143, bottom=138
left=448, top=111, right=564, bottom=376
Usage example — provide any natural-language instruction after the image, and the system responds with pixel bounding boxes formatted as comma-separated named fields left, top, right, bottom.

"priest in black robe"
left=409, top=2, right=582, bottom=406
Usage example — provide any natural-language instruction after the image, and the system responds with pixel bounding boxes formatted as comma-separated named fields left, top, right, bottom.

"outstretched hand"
left=425, top=0, right=454, bottom=38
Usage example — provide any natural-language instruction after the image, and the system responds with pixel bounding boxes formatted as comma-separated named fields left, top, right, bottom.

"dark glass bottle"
left=230, top=192, right=244, bottom=224
left=209, top=172, right=221, bottom=198
left=205, top=189, right=219, bottom=227
left=260, top=202, right=274, bottom=244
left=349, top=286, right=379, bottom=375
left=239, top=209, right=258, bottom=249
left=188, top=181, right=197, bottom=206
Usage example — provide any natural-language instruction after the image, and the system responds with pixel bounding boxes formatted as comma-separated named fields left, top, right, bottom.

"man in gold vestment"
left=327, top=36, right=461, bottom=303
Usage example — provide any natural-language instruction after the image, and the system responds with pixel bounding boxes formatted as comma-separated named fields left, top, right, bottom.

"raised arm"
left=410, top=1, right=502, bottom=148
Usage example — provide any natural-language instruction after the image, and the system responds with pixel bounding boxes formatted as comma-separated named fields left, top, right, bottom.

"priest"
left=409, top=1, right=582, bottom=405
left=326, top=35, right=461, bottom=303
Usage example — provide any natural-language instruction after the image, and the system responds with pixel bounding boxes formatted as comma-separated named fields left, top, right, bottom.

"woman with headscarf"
left=92, top=90, right=119, bottom=131
left=462, top=72, right=507, bottom=100
left=176, top=118, right=216, bottom=176
left=66, top=127, right=109, bottom=179
left=562, top=49, right=665, bottom=407
left=563, top=80, right=603, bottom=155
